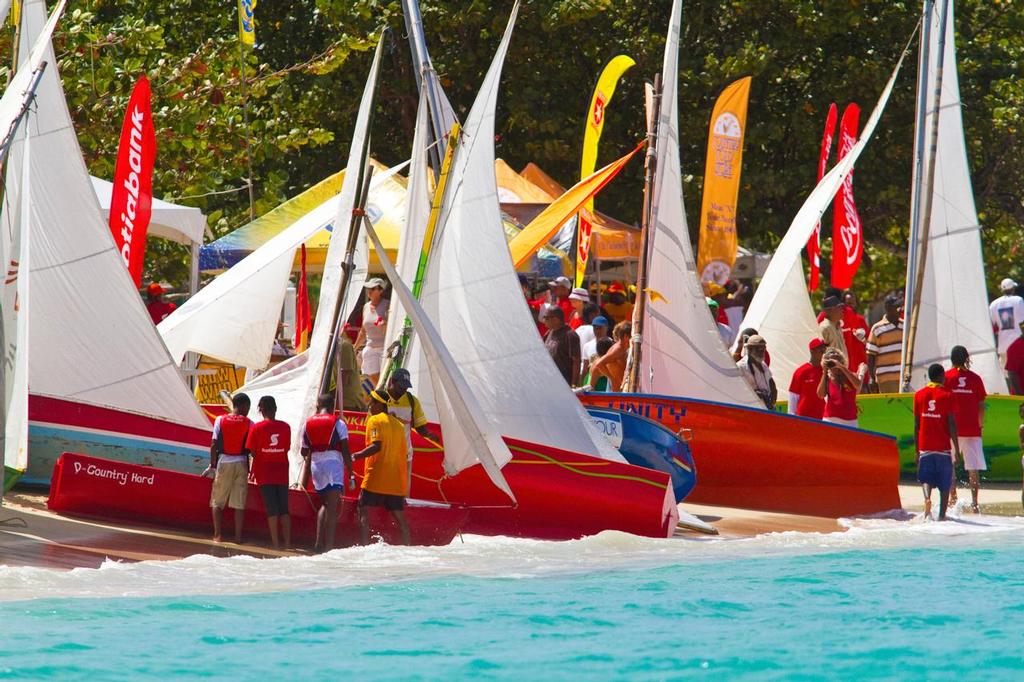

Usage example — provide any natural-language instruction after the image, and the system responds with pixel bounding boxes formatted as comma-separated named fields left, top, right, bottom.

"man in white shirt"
left=737, top=335, right=776, bottom=409
left=581, top=315, right=610, bottom=378
left=989, top=278, right=1024, bottom=363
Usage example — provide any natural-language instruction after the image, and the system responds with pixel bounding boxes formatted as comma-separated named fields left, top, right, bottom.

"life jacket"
left=305, top=413, right=340, bottom=452
left=218, top=414, right=252, bottom=456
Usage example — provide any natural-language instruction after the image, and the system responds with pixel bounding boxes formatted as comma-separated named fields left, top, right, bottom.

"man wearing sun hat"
left=989, top=278, right=1024, bottom=365
left=788, top=338, right=828, bottom=419
left=145, top=282, right=176, bottom=325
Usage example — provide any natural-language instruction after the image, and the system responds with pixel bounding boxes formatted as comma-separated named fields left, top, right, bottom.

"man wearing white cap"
left=542, top=276, right=574, bottom=324
left=354, top=277, right=390, bottom=385
left=989, top=278, right=1024, bottom=365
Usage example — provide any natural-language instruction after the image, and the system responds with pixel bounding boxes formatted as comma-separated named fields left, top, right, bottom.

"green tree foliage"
left=19, top=0, right=1024, bottom=303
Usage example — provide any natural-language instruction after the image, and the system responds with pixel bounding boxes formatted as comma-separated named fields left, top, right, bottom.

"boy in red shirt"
left=944, top=346, right=987, bottom=512
left=245, top=396, right=293, bottom=549
left=914, top=364, right=962, bottom=520
left=788, top=338, right=827, bottom=419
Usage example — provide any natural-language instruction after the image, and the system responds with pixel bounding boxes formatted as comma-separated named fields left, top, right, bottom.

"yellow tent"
left=200, top=158, right=406, bottom=275
left=202, top=158, right=570, bottom=276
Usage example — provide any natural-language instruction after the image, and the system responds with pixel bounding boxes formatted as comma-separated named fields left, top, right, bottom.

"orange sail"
left=508, top=142, right=641, bottom=268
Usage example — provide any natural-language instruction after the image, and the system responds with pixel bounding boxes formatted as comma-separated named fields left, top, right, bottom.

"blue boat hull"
left=585, top=406, right=697, bottom=502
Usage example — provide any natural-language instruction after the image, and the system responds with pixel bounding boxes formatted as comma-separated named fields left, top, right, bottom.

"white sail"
left=2, top=118, right=32, bottom=481
left=159, top=162, right=407, bottom=370
left=417, top=3, right=623, bottom=463
left=8, top=0, right=209, bottom=430
left=382, top=84, right=432, bottom=387
left=0, top=0, right=11, bottom=27
left=749, top=260, right=821, bottom=393
left=907, top=0, right=1004, bottom=391
left=290, top=36, right=384, bottom=453
left=638, top=0, right=760, bottom=407
left=365, top=220, right=514, bottom=499
left=742, top=48, right=910, bottom=354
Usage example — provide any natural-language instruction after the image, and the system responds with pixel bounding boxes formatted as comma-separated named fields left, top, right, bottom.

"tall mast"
left=401, top=0, right=446, bottom=175
left=317, top=32, right=388, bottom=397
left=624, top=74, right=661, bottom=393
left=901, top=0, right=947, bottom=391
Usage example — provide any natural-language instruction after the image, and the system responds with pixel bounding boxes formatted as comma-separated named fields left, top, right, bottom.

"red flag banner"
left=808, top=103, right=836, bottom=291
left=294, top=244, right=311, bottom=352
left=831, top=103, right=862, bottom=289
left=109, top=76, right=156, bottom=287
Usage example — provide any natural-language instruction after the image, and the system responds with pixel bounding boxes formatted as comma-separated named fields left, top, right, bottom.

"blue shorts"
left=316, top=483, right=344, bottom=496
left=917, top=452, right=953, bottom=492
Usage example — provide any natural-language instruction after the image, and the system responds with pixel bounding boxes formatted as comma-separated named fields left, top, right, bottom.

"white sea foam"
left=2, top=509, right=1023, bottom=602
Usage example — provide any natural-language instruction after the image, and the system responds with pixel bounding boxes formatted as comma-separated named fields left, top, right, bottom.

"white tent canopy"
left=90, top=176, right=206, bottom=246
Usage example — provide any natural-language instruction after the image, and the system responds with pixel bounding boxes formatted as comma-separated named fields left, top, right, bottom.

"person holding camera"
left=816, top=347, right=862, bottom=427
left=736, top=335, right=776, bottom=409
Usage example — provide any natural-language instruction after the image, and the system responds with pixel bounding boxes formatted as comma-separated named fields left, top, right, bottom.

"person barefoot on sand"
left=299, top=393, right=354, bottom=552
left=207, top=393, right=253, bottom=543
left=353, top=390, right=411, bottom=546
left=914, top=364, right=962, bottom=521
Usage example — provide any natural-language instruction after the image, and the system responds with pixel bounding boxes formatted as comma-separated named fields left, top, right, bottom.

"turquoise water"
left=3, top=522, right=1024, bottom=679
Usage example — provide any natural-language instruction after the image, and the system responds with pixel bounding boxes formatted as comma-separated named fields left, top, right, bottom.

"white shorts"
left=958, top=436, right=986, bottom=471
left=824, top=416, right=858, bottom=428
left=361, top=345, right=383, bottom=375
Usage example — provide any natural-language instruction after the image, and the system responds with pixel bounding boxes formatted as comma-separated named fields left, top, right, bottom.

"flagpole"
left=238, top=38, right=256, bottom=222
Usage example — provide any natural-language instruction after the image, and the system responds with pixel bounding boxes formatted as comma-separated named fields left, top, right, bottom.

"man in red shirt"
left=245, top=395, right=293, bottom=549
left=914, top=364, right=963, bottom=521
left=788, top=338, right=827, bottom=419
left=206, top=392, right=253, bottom=543
left=944, top=346, right=987, bottom=512
left=1004, top=322, right=1024, bottom=395
left=145, top=283, right=176, bottom=325
left=815, top=289, right=869, bottom=379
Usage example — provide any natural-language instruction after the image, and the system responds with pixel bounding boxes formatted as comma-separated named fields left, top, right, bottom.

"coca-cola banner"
left=831, top=103, right=862, bottom=289
left=109, top=76, right=156, bottom=287
left=808, top=103, right=836, bottom=291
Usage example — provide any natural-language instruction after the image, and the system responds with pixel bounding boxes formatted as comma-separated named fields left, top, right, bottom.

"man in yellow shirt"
left=353, top=389, right=410, bottom=545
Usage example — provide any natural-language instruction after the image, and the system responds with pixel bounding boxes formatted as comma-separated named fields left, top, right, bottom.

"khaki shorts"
left=211, top=460, right=248, bottom=510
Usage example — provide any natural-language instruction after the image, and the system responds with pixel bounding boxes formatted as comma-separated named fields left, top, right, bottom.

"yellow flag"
left=696, top=76, right=751, bottom=285
left=575, top=55, right=635, bottom=287
left=238, top=0, right=256, bottom=46
left=10, top=0, right=19, bottom=27
left=509, top=143, right=642, bottom=269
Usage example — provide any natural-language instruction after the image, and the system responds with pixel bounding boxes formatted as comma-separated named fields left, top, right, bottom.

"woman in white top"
left=354, top=277, right=389, bottom=385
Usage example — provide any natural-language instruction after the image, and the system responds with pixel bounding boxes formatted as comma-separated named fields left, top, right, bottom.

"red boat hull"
left=579, top=393, right=901, bottom=518
left=342, top=412, right=679, bottom=540
left=48, top=452, right=466, bottom=547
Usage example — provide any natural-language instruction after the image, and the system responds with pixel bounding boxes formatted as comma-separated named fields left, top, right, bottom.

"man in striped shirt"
left=866, top=294, right=904, bottom=394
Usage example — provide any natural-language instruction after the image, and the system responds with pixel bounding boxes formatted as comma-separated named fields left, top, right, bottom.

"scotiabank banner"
left=109, top=76, right=156, bottom=287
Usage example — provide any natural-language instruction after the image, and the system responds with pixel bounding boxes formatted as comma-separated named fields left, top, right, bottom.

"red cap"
left=606, top=282, right=626, bottom=294
left=808, top=338, right=826, bottom=351
left=147, top=283, right=164, bottom=296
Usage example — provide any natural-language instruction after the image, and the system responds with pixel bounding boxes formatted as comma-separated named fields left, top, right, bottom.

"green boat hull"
left=857, top=394, right=1023, bottom=482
